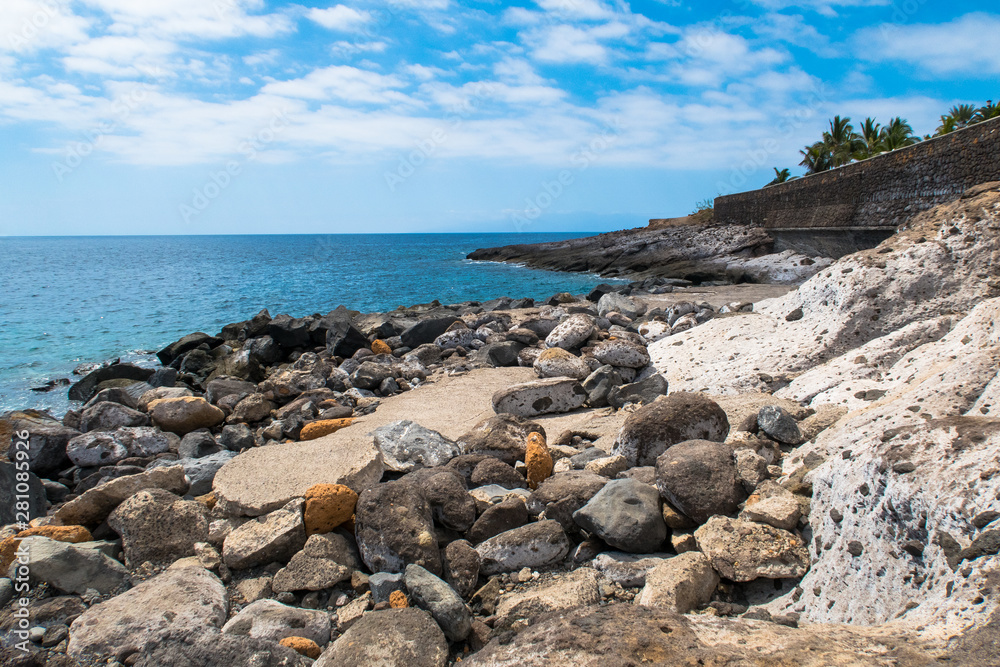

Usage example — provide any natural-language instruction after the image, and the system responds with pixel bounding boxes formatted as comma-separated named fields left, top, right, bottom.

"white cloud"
left=856, top=13, right=1000, bottom=75
left=530, top=23, right=629, bottom=65
left=748, top=0, right=890, bottom=18
left=243, top=49, right=281, bottom=67
left=307, top=5, right=371, bottom=32
left=62, top=36, right=176, bottom=76
left=535, top=0, right=614, bottom=21
left=78, top=0, right=295, bottom=39
left=0, top=0, right=90, bottom=52
left=261, top=65, right=412, bottom=105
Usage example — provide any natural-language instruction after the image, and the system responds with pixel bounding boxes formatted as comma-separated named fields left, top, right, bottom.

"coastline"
left=3, top=183, right=1000, bottom=664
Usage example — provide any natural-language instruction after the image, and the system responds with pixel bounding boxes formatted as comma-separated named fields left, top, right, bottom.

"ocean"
left=0, top=233, right=622, bottom=416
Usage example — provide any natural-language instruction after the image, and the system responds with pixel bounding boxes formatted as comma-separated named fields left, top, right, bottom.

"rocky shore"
left=466, top=214, right=834, bottom=285
left=2, top=183, right=1000, bottom=666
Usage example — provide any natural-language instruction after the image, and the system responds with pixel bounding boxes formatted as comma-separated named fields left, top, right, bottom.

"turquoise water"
left=1, top=233, right=621, bottom=415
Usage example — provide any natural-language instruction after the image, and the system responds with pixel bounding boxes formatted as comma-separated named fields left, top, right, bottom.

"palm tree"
left=879, top=117, right=918, bottom=151
left=937, top=104, right=977, bottom=135
left=857, top=117, right=882, bottom=159
left=974, top=100, right=1000, bottom=122
left=800, top=141, right=832, bottom=174
left=767, top=167, right=791, bottom=186
left=823, top=116, right=863, bottom=167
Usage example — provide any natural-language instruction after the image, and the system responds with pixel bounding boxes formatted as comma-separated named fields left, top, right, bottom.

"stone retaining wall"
left=714, top=116, right=1000, bottom=232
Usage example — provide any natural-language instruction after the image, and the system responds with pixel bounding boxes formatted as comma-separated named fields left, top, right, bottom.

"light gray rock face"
left=108, top=488, right=208, bottom=566
left=222, top=599, right=331, bottom=646
left=636, top=552, right=720, bottom=613
left=492, top=378, right=588, bottom=418
left=272, top=534, right=354, bottom=593
left=404, top=564, right=472, bottom=641
left=66, top=432, right=128, bottom=467
left=213, top=434, right=384, bottom=516
left=573, top=479, right=666, bottom=553
left=476, top=520, right=571, bottom=575
left=757, top=406, right=803, bottom=445
left=14, top=536, right=127, bottom=595
left=590, top=552, right=670, bottom=587
left=79, top=401, right=150, bottom=432
left=695, top=516, right=809, bottom=582
left=68, top=559, right=227, bottom=661
left=54, top=465, right=189, bottom=526
left=116, top=426, right=175, bottom=457
left=655, top=440, right=746, bottom=525
left=373, top=420, right=461, bottom=472
left=435, top=328, right=480, bottom=349
left=355, top=480, right=442, bottom=576
left=590, top=339, right=650, bottom=369
left=612, top=392, right=730, bottom=467
left=315, top=608, right=448, bottom=667
left=495, top=568, right=601, bottom=624
left=598, top=293, right=646, bottom=320
left=532, top=348, right=592, bottom=380
left=544, top=314, right=595, bottom=350
left=223, top=499, right=307, bottom=570
left=740, top=494, right=801, bottom=531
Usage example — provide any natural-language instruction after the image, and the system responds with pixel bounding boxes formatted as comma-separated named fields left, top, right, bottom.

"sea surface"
left=1, top=233, right=623, bottom=416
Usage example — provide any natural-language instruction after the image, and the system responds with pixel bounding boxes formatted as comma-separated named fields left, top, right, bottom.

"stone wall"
left=714, top=116, right=1000, bottom=235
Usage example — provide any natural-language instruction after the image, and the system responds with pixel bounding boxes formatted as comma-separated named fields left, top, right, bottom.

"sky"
left=0, top=0, right=997, bottom=235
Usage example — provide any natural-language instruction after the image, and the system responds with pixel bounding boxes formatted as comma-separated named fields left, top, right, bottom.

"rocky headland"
left=466, top=212, right=834, bottom=285
left=2, top=183, right=1000, bottom=666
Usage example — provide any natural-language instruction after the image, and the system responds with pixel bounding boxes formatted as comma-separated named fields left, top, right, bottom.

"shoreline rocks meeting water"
left=3, top=183, right=1000, bottom=665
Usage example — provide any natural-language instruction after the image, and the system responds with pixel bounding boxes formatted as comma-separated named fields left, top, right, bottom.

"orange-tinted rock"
left=389, top=589, right=409, bottom=608
left=372, top=340, right=393, bottom=355
left=279, top=636, right=321, bottom=659
left=304, top=484, right=359, bottom=535
left=195, top=491, right=218, bottom=509
left=0, top=525, right=93, bottom=571
left=525, top=431, right=553, bottom=490
left=299, top=418, right=353, bottom=442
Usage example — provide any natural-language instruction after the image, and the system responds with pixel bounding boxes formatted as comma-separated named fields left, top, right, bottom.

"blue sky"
left=0, top=0, right=997, bottom=235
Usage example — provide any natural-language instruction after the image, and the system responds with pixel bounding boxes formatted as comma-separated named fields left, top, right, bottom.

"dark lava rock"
left=315, top=608, right=448, bottom=667
left=69, top=362, right=156, bottom=402
left=470, top=458, right=527, bottom=489
left=758, top=406, right=804, bottom=445
left=401, top=317, right=462, bottom=349
left=354, top=480, right=442, bottom=576
left=466, top=497, right=530, bottom=545
left=573, top=478, right=667, bottom=553
left=0, top=461, right=46, bottom=525
left=458, top=413, right=546, bottom=465
left=655, top=440, right=746, bottom=525
left=612, top=392, right=730, bottom=467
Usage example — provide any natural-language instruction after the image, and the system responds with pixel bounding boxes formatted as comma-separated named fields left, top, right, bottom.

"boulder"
left=442, top=540, right=480, bottom=599
left=435, top=327, right=480, bottom=349
left=132, top=629, right=308, bottom=667
left=404, top=564, right=472, bottom=641
left=373, top=420, right=461, bottom=472
left=213, top=435, right=384, bottom=517
left=612, top=392, right=730, bottom=467
left=108, top=488, right=208, bottom=566
left=303, top=483, right=357, bottom=535
left=220, top=423, right=256, bottom=450
left=137, top=386, right=193, bottom=412
left=222, top=599, right=330, bottom=646
left=544, top=314, right=595, bottom=350
left=157, top=332, right=224, bottom=365
left=607, top=373, right=669, bottom=409
left=573, top=478, right=666, bottom=553
left=223, top=499, right=307, bottom=570
left=470, top=458, right=526, bottom=489
left=179, top=429, right=223, bottom=458
left=527, top=470, right=607, bottom=532
left=299, top=418, right=353, bottom=441
left=655, top=440, right=746, bottom=525
left=2, top=411, right=79, bottom=475
left=205, top=377, right=257, bottom=406
left=401, top=317, right=463, bottom=348
left=68, top=362, right=156, bottom=402
left=66, top=431, right=128, bottom=467
left=467, top=497, right=530, bottom=545
left=590, top=552, right=669, bottom=587
left=227, top=393, right=275, bottom=424
left=694, top=516, right=810, bottom=582
left=598, top=292, right=646, bottom=320
left=322, top=310, right=370, bottom=357
left=115, top=426, right=175, bottom=457
left=532, top=348, right=591, bottom=380
left=150, top=450, right=235, bottom=496
left=581, top=365, right=622, bottom=407
left=79, top=401, right=149, bottom=432
left=68, top=559, right=226, bottom=661
left=54, top=465, right=189, bottom=527
left=315, top=608, right=448, bottom=667
left=636, top=552, right=719, bottom=613
left=740, top=492, right=801, bottom=531
left=492, top=378, right=587, bottom=418
left=259, top=369, right=326, bottom=401
left=757, top=405, right=804, bottom=445
left=354, top=481, right=442, bottom=576
left=0, top=462, right=46, bottom=526
left=402, top=468, right=476, bottom=532
left=267, top=315, right=313, bottom=349
left=272, top=534, right=355, bottom=593
left=495, top=567, right=601, bottom=624
left=458, top=414, right=546, bottom=465
left=13, top=536, right=127, bottom=595
left=475, top=520, right=570, bottom=575
left=590, top=339, right=650, bottom=369
left=351, top=361, right=393, bottom=390
left=148, top=397, right=225, bottom=435
left=525, top=431, right=553, bottom=490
